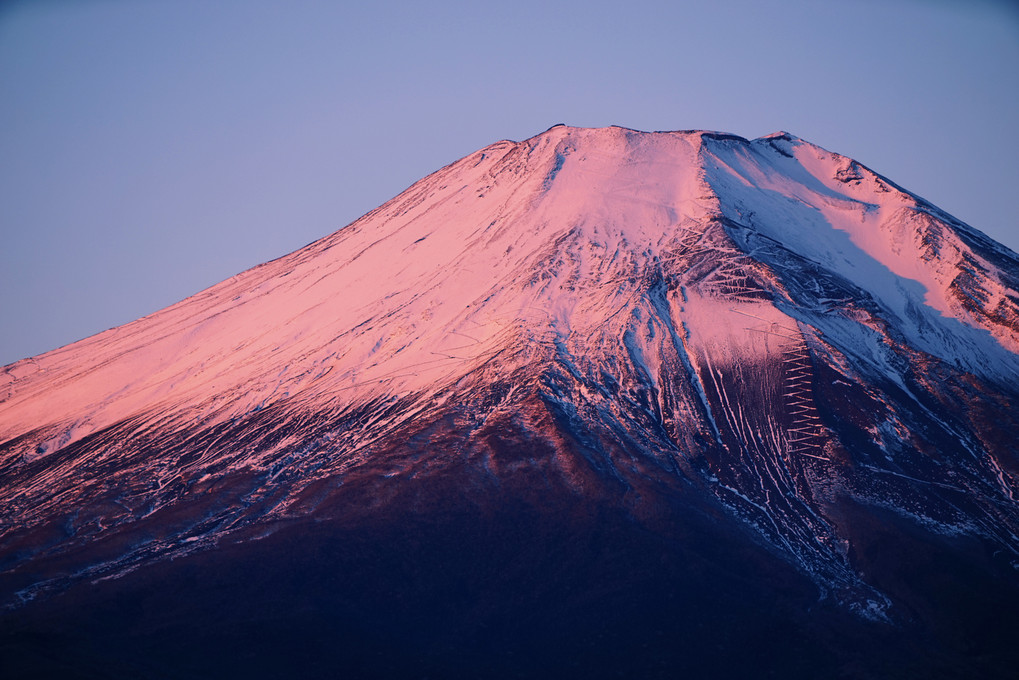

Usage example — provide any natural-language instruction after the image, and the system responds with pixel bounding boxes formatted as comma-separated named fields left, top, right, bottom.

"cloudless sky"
left=1, top=0, right=1017, bottom=365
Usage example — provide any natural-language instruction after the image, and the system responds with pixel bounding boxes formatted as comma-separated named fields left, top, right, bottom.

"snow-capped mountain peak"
left=2, top=128, right=1018, bottom=676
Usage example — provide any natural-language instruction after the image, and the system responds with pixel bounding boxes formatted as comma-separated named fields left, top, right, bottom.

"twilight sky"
left=1, top=0, right=1017, bottom=366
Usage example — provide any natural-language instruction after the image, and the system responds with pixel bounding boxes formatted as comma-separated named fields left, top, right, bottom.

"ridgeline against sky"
left=1, top=0, right=1017, bottom=366
left=2, top=126, right=1018, bottom=677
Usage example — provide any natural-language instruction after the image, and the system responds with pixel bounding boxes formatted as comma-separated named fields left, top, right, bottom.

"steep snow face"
left=1, top=125, right=1018, bottom=616
left=0, top=127, right=710, bottom=457
left=701, top=132, right=1019, bottom=375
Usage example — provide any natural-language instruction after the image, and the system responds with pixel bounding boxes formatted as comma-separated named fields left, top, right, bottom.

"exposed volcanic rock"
left=2, top=125, right=1018, bottom=678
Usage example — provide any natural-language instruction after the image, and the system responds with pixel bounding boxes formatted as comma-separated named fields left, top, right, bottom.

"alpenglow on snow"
left=2, top=125, right=1018, bottom=678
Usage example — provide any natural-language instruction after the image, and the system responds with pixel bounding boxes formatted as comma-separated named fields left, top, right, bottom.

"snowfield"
left=1, top=125, right=1017, bottom=636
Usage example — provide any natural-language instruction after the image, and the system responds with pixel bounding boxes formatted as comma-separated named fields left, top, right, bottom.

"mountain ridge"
left=2, top=125, right=1018, bottom=677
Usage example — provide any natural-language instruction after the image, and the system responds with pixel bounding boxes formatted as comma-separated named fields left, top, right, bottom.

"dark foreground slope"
left=3, top=476, right=1017, bottom=679
left=3, top=384, right=1019, bottom=679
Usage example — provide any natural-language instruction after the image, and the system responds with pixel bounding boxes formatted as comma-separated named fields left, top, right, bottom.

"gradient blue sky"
left=1, top=0, right=1017, bottom=366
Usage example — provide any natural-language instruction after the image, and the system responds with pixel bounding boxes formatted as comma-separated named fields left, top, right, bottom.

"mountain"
left=2, top=125, right=1018, bottom=678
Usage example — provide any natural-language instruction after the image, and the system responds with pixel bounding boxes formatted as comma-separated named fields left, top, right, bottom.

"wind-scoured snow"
left=703, top=132, right=1019, bottom=374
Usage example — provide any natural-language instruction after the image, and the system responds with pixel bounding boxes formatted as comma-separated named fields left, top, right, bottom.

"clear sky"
left=1, top=0, right=1017, bottom=366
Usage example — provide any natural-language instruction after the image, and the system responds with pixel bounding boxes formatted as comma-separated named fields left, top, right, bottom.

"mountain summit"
left=3, top=126, right=1018, bottom=678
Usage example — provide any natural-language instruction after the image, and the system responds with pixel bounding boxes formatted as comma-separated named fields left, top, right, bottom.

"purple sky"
left=1, top=0, right=1017, bottom=366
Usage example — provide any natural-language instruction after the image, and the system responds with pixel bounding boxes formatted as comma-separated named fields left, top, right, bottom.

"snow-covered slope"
left=2, top=126, right=1018, bottom=638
